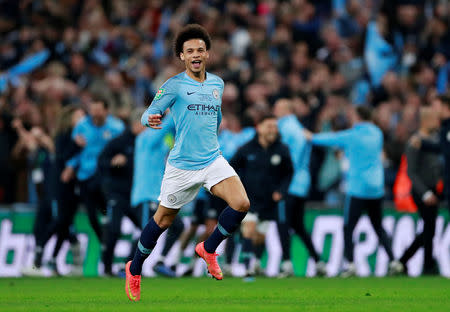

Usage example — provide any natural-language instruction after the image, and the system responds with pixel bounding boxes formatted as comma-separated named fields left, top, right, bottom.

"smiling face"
left=180, top=39, right=209, bottom=79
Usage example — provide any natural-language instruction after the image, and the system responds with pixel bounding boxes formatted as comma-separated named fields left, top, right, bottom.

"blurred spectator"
left=400, top=107, right=443, bottom=274
left=0, top=0, right=448, bottom=206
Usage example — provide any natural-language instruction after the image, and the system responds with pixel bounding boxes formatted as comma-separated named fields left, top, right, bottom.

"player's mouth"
left=191, top=60, right=202, bottom=70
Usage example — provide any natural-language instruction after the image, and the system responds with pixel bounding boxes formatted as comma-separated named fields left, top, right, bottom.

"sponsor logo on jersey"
left=187, top=104, right=221, bottom=115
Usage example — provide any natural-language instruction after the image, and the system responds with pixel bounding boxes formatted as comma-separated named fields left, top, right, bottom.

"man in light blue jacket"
left=274, top=99, right=326, bottom=277
left=305, top=106, right=402, bottom=277
left=62, top=97, right=125, bottom=242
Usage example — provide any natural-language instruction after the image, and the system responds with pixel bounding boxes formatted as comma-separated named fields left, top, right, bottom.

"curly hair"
left=174, top=24, right=211, bottom=58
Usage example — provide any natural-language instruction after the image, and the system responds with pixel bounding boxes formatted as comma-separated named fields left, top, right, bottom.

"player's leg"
left=154, top=214, right=184, bottom=277
left=367, top=198, right=404, bottom=275
left=195, top=176, right=249, bottom=279
left=367, top=198, right=394, bottom=261
left=129, top=205, right=179, bottom=275
left=399, top=194, right=426, bottom=273
left=241, top=215, right=257, bottom=276
left=341, top=196, right=362, bottom=277
left=126, top=204, right=179, bottom=301
left=276, top=199, right=293, bottom=277
left=204, top=176, right=250, bottom=253
left=422, top=202, right=438, bottom=273
left=79, top=179, right=103, bottom=241
left=103, top=194, right=125, bottom=276
left=289, top=195, right=321, bottom=262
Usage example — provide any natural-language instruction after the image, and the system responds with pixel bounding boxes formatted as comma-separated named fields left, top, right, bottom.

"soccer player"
left=273, top=99, right=327, bottom=277
left=305, top=106, right=402, bottom=277
left=125, top=24, right=250, bottom=301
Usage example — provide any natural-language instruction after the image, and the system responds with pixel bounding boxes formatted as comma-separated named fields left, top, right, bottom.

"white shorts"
left=241, top=212, right=271, bottom=234
left=159, top=156, right=237, bottom=209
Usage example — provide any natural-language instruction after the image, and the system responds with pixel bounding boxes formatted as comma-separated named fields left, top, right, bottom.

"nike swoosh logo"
left=127, top=281, right=137, bottom=300
left=187, top=92, right=196, bottom=95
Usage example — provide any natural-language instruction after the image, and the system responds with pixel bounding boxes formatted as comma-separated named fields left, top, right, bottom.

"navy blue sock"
left=130, top=218, right=165, bottom=275
left=204, top=206, right=247, bottom=253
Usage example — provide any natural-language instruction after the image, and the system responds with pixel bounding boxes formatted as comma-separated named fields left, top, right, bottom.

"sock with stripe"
left=130, top=218, right=165, bottom=275
left=204, top=206, right=247, bottom=253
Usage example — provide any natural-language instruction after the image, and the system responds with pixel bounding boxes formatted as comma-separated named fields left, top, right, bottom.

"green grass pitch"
left=1, top=277, right=449, bottom=312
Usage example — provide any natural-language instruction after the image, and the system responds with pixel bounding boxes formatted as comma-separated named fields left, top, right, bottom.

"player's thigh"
left=344, top=196, right=363, bottom=228
left=204, top=156, right=249, bottom=211
left=210, top=176, right=250, bottom=211
left=367, top=198, right=383, bottom=229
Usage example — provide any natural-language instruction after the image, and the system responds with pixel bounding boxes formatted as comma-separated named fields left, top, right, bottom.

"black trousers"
left=278, top=195, right=319, bottom=262
left=400, top=193, right=438, bottom=270
left=38, top=181, right=79, bottom=258
left=343, top=196, right=394, bottom=262
left=79, top=176, right=105, bottom=241
left=102, top=192, right=141, bottom=274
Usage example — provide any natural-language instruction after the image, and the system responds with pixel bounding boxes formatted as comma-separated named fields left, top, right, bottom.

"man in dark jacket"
left=98, top=109, right=144, bottom=276
left=230, top=115, right=293, bottom=278
left=414, top=94, right=450, bottom=211
left=401, top=107, right=443, bottom=275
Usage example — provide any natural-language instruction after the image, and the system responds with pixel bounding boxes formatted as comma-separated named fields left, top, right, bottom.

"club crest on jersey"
left=103, top=130, right=112, bottom=139
left=271, top=154, right=281, bottom=165
left=154, top=88, right=165, bottom=100
left=212, top=89, right=219, bottom=99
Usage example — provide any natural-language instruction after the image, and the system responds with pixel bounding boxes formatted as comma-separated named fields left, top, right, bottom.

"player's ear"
left=205, top=51, right=209, bottom=60
left=180, top=52, right=185, bottom=61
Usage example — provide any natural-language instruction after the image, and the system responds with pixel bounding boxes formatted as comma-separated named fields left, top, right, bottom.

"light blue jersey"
left=141, top=71, right=224, bottom=170
left=67, top=115, right=124, bottom=181
left=311, top=122, right=384, bottom=199
left=131, top=116, right=175, bottom=207
left=278, top=115, right=311, bottom=197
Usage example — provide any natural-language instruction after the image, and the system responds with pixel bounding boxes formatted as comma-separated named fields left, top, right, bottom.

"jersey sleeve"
left=311, top=128, right=355, bottom=148
left=141, top=78, right=177, bottom=127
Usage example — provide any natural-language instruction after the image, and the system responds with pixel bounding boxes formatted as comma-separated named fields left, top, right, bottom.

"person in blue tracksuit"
left=130, top=113, right=184, bottom=277
left=62, top=97, right=125, bottom=242
left=274, top=99, right=326, bottom=277
left=306, top=106, right=401, bottom=277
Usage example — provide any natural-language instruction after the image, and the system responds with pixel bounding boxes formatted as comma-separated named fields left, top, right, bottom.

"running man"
left=125, top=24, right=250, bottom=301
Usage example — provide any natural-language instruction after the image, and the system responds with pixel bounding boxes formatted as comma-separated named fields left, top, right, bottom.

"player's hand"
left=111, top=154, right=127, bottom=167
left=61, top=167, right=75, bottom=183
left=409, top=135, right=422, bottom=149
left=148, top=114, right=162, bottom=129
left=272, top=191, right=283, bottom=202
left=423, top=192, right=438, bottom=206
left=303, top=129, right=313, bottom=141
left=74, top=135, right=86, bottom=147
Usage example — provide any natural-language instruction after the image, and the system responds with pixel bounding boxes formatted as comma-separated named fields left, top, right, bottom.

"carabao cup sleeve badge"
left=154, top=88, right=165, bottom=100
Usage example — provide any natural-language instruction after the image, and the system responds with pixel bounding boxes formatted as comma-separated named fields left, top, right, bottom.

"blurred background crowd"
left=1, top=0, right=450, bottom=205
left=0, top=0, right=449, bottom=276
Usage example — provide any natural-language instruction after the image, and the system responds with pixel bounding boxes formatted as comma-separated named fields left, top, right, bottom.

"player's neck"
left=186, top=69, right=206, bottom=83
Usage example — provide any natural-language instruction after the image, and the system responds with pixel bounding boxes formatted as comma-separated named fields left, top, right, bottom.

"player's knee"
left=234, top=197, right=250, bottom=212
left=154, top=215, right=174, bottom=229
